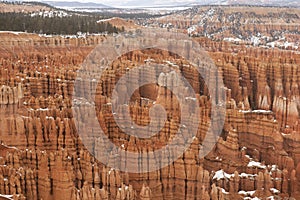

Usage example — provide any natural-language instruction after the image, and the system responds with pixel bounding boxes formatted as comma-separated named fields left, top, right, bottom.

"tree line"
left=0, top=12, right=122, bottom=35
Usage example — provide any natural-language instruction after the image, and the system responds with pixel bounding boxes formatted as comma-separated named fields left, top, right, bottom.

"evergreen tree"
left=0, top=12, right=122, bottom=35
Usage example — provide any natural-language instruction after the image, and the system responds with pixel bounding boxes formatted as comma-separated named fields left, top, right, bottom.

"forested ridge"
left=0, top=12, right=122, bottom=34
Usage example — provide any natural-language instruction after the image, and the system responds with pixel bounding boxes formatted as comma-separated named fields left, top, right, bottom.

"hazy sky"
left=39, top=0, right=300, bottom=8
left=43, top=0, right=202, bottom=7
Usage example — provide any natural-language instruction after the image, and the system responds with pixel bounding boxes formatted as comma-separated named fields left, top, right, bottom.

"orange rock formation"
left=0, top=28, right=299, bottom=200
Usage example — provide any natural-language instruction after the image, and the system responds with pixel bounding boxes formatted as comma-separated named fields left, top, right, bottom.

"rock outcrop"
left=0, top=25, right=299, bottom=200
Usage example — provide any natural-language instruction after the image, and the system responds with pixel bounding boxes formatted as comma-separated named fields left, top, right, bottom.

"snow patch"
left=248, top=161, right=266, bottom=169
left=0, top=31, right=27, bottom=35
left=244, top=197, right=260, bottom=200
left=0, top=194, right=13, bottom=200
left=240, top=173, right=257, bottom=178
left=97, top=17, right=117, bottom=23
left=224, top=37, right=242, bottom=43
left=221, top=188, right=229, bottom=194
left=187, top=26, right=196, bottom=34
left=270, top=188, right=280, bottom=194
left=238, top=190, right=256, bottom=196
left=213, top=169, right=233, bottom=180
left=240, top=110, right=273, bottom=114
left=30, top=10, right=71, bottom=18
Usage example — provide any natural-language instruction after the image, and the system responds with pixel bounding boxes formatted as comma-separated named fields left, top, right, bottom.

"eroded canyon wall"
left=0, top=29, right=299, bottom=200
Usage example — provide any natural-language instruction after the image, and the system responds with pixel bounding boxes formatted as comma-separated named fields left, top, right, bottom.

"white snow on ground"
left=247, top=161, right=266, bottom=169
left=143, top=6, right=192, bottom=11
left=251, top=110, right=273, bottom=114
left=187, top=26, right=196, bottom=34
left=241, top=146, right=247, bottom=151
left=0, top=31, right=27, bottom=35
left=164, top=60, right=179, bottom=67
left=270, top=188, right=280, bottom=194
left=240, top=110, right=273, bottom=114
left=38, top=32, right=107, bottom=39
left=251, top=36, right=261, bottom=46
left=213, top=170, right=259, bottom=180
left=267, top=40, right=299, bottom=50
left=30, top=108, right=49, bottom=111
left=0, top=194, right=13, bottom=200
left=224, top=37, right=242, bottom=43
left=144, top=58, right=155, bottom=63
left=240, top=173, right=257, bottom=178
left=238, top=190, right=256, bottom=196
left=30, top=10, right=71, bottom=18
left=221, top=188, right=229, bottom=194
left=97, top=17, right=117, bottom=23
left=222, top=33, right=299, bottom=50
left=270, top=165, right=278, bottom=171
left=244, top=197, right=261, bottom=200
left=213, top=169, right=234, bottom=180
